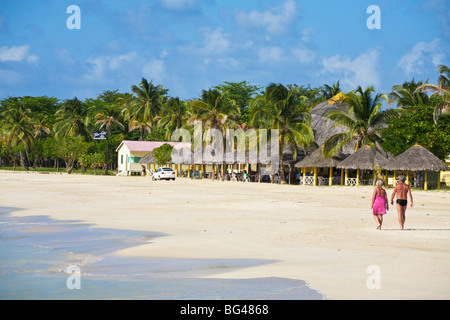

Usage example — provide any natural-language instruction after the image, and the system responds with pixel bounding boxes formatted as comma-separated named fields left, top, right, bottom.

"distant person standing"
left=371, top=180, right=389, bottom=230
left=141, top=165, right=147, bottom=177
left=391, top=175, right=414, bottom=230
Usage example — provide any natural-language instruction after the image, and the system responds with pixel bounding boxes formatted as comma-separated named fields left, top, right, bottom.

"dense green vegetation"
left=1, top=65, right=449, bottom=175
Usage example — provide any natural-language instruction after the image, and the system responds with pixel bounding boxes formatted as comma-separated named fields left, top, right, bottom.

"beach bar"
left=384, top=144, right=450, bottom=190
left=295, top=147, right=342, bottom=186
left=336, top=145, right=389, bottom=186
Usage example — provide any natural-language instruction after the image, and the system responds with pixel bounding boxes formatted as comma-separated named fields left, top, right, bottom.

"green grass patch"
left=0, top=166, right=117, bottom=175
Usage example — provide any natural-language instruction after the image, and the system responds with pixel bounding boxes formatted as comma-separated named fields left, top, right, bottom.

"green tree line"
left=1, top=65, right=449, bottom=176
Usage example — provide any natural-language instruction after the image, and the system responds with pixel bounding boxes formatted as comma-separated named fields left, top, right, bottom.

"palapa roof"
left=337, top=145, right=389, bottom=170
left=139, top=152, right=156, bottom=164
left=384, top=144, right=450, bottom=172
left=295, top=147, right=342, bottom=168
left=309, top=97, right=354, bottom=155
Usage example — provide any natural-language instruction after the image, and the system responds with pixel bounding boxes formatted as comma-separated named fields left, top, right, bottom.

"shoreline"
left=0, top=171, right=449, bottom=299
left=0, top=207, right=324, bottom=300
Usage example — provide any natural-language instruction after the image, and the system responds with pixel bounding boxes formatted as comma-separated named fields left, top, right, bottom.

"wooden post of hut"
left=356, top=169, right=360, bottom=186
left=424, top=171, right=428, bottom=190
left=313, top=167, right=318, bottom=186
left=329, top=167, right=333, bottom=186
left=340, top=169, right=344, bottom=185
left=345, top=169, right=348, bottom=186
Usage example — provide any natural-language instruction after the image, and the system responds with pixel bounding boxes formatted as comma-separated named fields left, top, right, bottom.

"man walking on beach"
left=390, top=175, right=413, bottom=230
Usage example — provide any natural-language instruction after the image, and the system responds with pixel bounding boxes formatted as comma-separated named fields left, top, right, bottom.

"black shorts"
left=396, top=199, right=407, bottom=207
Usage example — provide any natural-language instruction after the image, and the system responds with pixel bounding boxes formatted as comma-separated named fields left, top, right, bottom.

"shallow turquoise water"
left=0, top=207, right=325, bottom=300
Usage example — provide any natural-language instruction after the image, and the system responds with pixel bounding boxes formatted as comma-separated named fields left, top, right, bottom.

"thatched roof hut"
left=337, top=145, right=389, bottom=170
left=139, top=152, right=156, bottom=164
left=295, top=147, right=342, bottom=168
left=384, top=144, right=450, bottom=172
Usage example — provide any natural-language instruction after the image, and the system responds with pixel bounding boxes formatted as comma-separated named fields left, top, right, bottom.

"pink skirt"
left=373, top=195, right=387, bottom=215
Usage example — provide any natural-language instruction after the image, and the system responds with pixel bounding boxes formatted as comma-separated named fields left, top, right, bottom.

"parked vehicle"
left=152, top=167, right=176, bottom=180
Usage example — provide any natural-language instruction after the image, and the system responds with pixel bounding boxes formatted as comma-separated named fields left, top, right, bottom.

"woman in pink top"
left=371, top=180, right=389, bottom=230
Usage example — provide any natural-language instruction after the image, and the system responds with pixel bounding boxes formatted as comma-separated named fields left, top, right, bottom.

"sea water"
left=0, top=207, right=325, bottom=300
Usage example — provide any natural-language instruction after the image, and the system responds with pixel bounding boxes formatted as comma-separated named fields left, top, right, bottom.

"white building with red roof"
left=116, top=140, right=191, bottom=175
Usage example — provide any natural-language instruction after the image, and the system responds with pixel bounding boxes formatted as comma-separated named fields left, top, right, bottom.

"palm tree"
left=53, top=97, right=93, bottom=140
left=158, top=97, right=188, bottom=140
left=249, top=83, right=314, bottom=183
left=319, top=81, right=341, bottom=100
left=189, top=89, right=240, bottom=180
left=128, top=116, right=155, bottom=141
left=0, top=104, right=35, bottom=169
left=414, top=64, right=450, bottom=122
left=388, top=79, right=431, bottom=108
left=189, top=89, right=240, bottom=132
left=95, top=103, right=125, bottom=174
left=32, top=115, right=51, bottom=139
left=323, top=86, right=397, bottom=157
left=123, top=78, right=167, bottom=128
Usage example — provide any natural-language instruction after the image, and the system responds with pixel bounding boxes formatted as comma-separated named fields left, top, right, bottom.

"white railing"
left=346, top=178, right=357, bottom=186
left=304, top=176, right=314, bottom=185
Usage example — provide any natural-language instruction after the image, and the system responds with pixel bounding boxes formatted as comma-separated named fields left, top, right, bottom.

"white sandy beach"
left=0, top=171, right=449, bottom=300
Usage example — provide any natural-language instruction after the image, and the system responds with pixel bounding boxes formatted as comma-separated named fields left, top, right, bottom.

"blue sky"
left=0, top=0, right=449, bottom=101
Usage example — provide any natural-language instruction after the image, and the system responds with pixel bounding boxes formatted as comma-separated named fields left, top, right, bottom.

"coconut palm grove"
left=1, top=64, right=449, bottom=180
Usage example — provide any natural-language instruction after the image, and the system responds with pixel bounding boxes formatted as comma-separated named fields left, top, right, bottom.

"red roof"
left=117, top=140, right=191, bottom=152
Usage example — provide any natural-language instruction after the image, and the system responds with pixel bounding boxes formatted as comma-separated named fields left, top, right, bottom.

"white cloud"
left=85, top=56, right=107, bottom=82
left=258, top=46, right=284, bottom=63
left=183, top=27, right=231, bottom=56
left=397, top=38, right=444, bottom=76
left=55, top=49, right=75, bottom=65
left=320, top=48, right=381, bottom=90
left=109, top=52, right=137, bottom=70
left=301, top=28, right=316, bottom=43
left=160, top=50, right=169, bottom=59
left=84, top=52, right=137, bottom=82
left=201, top=27, right=231, bottom=55
left=292, top=47, right=316, bottom=64
left=217, top=57, right=239, bottom=68
left=235, top=0, right=297, bottom=35
left=142, top=59, right=166, bottom=83
left=0, top=45, right=39, bottom=63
